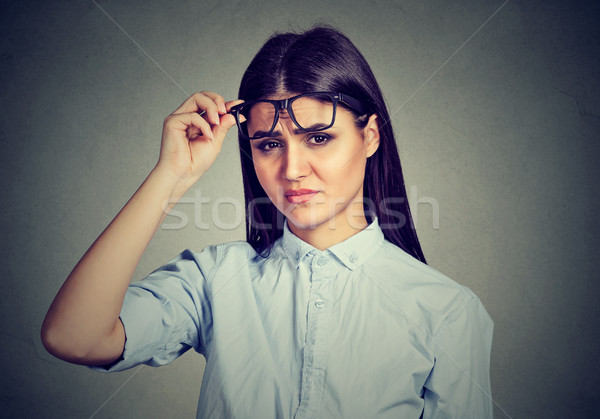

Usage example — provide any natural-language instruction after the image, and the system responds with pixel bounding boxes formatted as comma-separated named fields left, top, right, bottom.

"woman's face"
left=249, top=95, right=380, bottom=242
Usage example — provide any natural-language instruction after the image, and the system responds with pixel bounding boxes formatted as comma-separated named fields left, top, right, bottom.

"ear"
left=363, top=114, right=381, bottom=158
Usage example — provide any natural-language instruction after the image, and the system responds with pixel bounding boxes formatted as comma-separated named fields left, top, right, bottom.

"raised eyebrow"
left=251, top=129, right=283, bottom=139
left=292, top=123, right=331, bottom=135
left=251, top=124, right=330, bottom=139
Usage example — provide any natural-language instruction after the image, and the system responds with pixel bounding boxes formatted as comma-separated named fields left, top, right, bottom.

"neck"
left=287, top=210, right=369, bottom=251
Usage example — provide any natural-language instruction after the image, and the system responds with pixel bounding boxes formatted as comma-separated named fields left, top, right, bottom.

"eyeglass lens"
left=242, top=93, right=335, bottom=139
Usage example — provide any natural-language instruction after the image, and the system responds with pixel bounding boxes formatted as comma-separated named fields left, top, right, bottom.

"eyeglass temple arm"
left=338, top=93, right=367, bottom=116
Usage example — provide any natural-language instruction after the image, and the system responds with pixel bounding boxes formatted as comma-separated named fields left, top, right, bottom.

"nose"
left=282, top=146, right=311, bottom=181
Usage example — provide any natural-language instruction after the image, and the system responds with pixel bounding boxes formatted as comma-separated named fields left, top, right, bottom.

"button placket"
left=295, top=253, right=332, bottom=418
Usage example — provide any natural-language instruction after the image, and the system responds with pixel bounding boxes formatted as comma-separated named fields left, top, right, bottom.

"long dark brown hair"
left=237, top=26, right=426, bottom=263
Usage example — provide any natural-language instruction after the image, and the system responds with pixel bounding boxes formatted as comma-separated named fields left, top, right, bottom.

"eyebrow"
left=251, top=123, right=331, bottom=139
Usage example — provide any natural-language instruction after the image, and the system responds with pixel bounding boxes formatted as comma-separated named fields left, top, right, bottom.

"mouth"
left=285, top=189, right=319, bottom=204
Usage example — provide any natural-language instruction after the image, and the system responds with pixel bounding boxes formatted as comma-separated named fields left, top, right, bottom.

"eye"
left=307, top=134, right=331, bottom=145
left=256, top=139, right=283, bottom=152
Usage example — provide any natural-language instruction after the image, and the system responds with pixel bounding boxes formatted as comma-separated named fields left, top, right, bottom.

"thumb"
left=219, top=113, right=238, bottom=131
left=213, top=99, right=245, bottom=141
left=212, top=113, right=238, bottom=141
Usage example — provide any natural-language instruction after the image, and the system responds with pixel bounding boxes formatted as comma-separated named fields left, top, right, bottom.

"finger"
left=212, top=99, right=246, bottom=137
left=185, top=112, right=215, bottom=140
left=165, top=112, right=214, bottom=141
left=217, top=113, right=238, bottom=131
left=172, top=92, right=220, bottom=125
left=225, top=99, right=246, bottom=123
left=225, top=99, right=245, bottom=112
left=201, top=91, right=228, bottom=115
left=210, top=114, right=238, bottom=146
left=212, top=100, right=248, bottom=143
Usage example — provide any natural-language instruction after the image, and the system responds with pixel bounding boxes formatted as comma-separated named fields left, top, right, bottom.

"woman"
left=42, top=26, right=493, bottom=418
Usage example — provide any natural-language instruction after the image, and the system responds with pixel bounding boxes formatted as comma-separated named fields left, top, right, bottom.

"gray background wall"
left=1, top=0, right=598, bottom=418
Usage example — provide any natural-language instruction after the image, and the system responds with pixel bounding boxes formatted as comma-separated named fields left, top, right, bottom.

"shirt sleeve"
left=89, top=246, right=219, bottom=372
left=422, top=292, right=494, bottom=419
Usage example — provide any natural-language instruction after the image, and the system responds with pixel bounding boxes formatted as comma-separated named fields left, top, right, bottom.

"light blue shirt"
left=94, top=219, right=494, bottom=418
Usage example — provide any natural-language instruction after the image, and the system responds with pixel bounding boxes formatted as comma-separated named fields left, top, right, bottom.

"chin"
left=283, top=207, right=337, bottom=231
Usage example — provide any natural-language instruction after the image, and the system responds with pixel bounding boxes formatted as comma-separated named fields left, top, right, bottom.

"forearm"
left=41, top=166, right=187, bottom=364
left=42, top=92, right=238, bottom=365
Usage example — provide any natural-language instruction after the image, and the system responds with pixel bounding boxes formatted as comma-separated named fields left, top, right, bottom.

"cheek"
left=253, top=163, right=267, bottom=184
left=339, top=162, right=366, bottom=192
left=251, top=149, right=268, bottom=182
left=321, top=144, right=367, bottom=185
left=253, top=160, right=278, bottom=196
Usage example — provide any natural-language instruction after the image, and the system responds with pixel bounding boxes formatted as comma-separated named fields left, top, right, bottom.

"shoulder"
left=369, top=239, right=469, bottom=296
left=364, top=239, right=488, bottom=337
left=144, top=241, right=259, bottom=284
left=184, top=240, right=260, bottom=270
left=211, top=240, right=258, bottom=261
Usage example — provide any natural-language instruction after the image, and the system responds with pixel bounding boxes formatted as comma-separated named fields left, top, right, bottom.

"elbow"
left=40, top=319, right=86, bottom=363
left=40, top=318, right=95, bottom=364
left=40, top=316, right=125, bottom=366
left=40, top=315, right=60, bottom=357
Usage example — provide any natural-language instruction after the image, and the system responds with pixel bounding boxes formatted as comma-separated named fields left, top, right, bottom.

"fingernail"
left=219, top=103, right=226, bottom=114
left=212, top=112, right=220, bottom=125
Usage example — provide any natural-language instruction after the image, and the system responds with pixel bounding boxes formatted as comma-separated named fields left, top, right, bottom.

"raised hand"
left=156, top=91, right=243, bottom=193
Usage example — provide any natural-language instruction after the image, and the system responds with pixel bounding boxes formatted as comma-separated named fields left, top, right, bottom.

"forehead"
left=259, top=92, right=333, bottom=104
left=249, top=94, right=333, bottom=118
left=261, top=91, right=301, bottom=101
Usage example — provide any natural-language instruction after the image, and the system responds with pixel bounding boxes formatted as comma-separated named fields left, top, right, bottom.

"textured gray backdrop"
left=1, top=0, right=598, bottom=418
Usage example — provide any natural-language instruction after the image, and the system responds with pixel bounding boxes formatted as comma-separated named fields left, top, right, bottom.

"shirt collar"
left=280, top=218, right=385, bottom=271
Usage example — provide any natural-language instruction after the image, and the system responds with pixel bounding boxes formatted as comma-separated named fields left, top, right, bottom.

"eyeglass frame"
left=228, top=92, right=368, bottom=140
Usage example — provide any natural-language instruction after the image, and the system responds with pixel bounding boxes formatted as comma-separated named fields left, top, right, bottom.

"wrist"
left=148, top=165, right=196, bottom=209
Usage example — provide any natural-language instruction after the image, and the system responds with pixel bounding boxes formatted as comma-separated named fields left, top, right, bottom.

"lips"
left=285, top=189, right=319, bottom=204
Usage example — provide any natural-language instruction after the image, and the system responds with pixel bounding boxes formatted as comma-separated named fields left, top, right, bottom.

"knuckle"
left=163, top=114, right=180, bottom=127
left=191, top=92, right=206, bottom=102
left=201, top=91, right=223, bottom=105
left=163, top=120, right=173, bottom=130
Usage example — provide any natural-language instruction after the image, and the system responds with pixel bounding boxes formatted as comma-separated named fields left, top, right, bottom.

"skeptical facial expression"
left=249, top=95, right=380, bottom=236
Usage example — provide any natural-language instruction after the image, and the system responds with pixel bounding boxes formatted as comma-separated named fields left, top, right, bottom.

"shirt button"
left=317, top=257, right=327, bottom=266
left=314, top=300, right=325, bottom=309
left=349, top=253, right=358, bottom=263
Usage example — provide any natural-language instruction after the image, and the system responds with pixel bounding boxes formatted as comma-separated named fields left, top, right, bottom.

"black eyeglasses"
left=229, top=92, right=367, bottom=140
